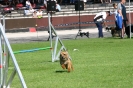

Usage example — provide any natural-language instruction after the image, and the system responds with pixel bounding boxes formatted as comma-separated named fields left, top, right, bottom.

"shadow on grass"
left=44, top=61, right=52, bottom=62
left=42, top=60, right=59, bottom=63
left=104, top=37, right=121, bottom=39
left=104, top=37, right=133, bottom=39
left=55, top=70, right=68, bottom=73
left=63, top=38, right=73, bottom=39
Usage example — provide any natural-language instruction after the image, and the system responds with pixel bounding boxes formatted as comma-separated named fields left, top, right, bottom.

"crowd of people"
left=2, top=0, right=117, bottom=7
left=2, top=0, right=86, bottom=6
left=23, top=0, right=61, bottom=18
left=24, top=9, right=41, bottom=18
left=24, top=0, right=43, bottom=18
left=94, top=0, right=127, bottom=39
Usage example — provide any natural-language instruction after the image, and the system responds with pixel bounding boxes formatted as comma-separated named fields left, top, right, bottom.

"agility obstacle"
left=0, top=16, right=27, bottom=88
left=0, top=12, right=72, bottom=88
left=48, top=13, right=72, bottom=62
left=13, top=47, right=52, bottom=54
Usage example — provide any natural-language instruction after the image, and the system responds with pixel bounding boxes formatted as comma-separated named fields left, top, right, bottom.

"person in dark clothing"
left=117, top=0, right=128, bottom=38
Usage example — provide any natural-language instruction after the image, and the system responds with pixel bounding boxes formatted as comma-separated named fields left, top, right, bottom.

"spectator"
left=100, top=0, right=111, bottom=3
left=112, top=3, right=118, bottom=28
left=26, top=0, right=32, bottom=9
left=13, top=0, right=19, bottom=5
left=56, top=2, right=61, bottom=12
left=111, top=3, right=122, bottom=37
left=59, top=0, right=62, bottom=4
left=32, top=11, right=37, bottom=18
left=83, top=0, right=87, bottom=7
left=94, top=0, right=104, bottom=4
left=70, top=0, right=75, bottom=4
left=109, top=0, right=111, bottom=3
left=101, top=0, right=103, bottom=3
left=117, top=0, right=128, bottom=39
left=106, top=0, right=111, bottom=3
left=37, top=9, right=43, bottom=18
left=44, top=0, right=47, bottom=8
left=94, top=11, right=111, bottom=38
left=24, top=8, right=34, bottom=15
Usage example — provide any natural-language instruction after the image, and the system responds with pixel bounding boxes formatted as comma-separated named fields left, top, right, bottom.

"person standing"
left=94, top=11, right=111, bottom=38
left=26, top=0, right=32, bottom=9
left=111, top=3, right=122, bottom=37
left=112, top=3, right=119, bottom=28
left=117, top=0, right=128, bottom=39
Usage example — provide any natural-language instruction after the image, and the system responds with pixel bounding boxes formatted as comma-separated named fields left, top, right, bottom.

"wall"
left=5, top=13, right=133, bottom=30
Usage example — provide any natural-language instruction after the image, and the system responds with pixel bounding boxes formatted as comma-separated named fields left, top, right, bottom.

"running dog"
left=60, top=50, right=73, bottom=72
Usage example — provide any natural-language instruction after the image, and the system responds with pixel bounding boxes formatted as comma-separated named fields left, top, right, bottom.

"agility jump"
left=13, top=47, right=52, bottom=54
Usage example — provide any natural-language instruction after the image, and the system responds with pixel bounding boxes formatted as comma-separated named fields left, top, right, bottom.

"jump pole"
left=13, top=47, right=51, bottom=54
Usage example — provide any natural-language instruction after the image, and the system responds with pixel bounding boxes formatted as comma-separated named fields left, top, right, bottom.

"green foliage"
left=9, top=38, right=133, bottom=88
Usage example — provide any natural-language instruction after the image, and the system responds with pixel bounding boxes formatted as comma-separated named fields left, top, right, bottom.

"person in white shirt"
left=56, top=3, right=61, bottom=12
left=26, top=0, right=32, bottom=9
left=44, top=0, right=47, bottom=8
left=24, top=8, right=34, bottom=15
left=112, top=3, right=119, bottom=28
left=94, top=11, right=111, bottom=38
left=37, top=9, right=43, bottom=18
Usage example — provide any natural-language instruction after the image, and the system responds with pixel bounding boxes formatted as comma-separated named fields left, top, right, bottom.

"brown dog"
left=60, top=50, right=73, bottom=72
left=106, top=27, right=121, bottom=37
left=111, top=27, right=120, bottom=37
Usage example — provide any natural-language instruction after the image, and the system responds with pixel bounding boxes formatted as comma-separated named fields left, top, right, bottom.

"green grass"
left=7, top=38, right=133, bottom=88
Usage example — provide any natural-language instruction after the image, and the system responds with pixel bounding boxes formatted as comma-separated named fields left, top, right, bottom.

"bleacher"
left=0, top=1, right=133, bottom=19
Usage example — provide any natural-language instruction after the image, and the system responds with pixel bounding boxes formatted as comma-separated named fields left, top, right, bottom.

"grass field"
left=8, top=38, right=133, bottom=88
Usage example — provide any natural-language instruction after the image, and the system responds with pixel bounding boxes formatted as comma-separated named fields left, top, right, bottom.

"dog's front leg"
left=61, top=64, right=66, bottom=69
left=67, top=63, right=71, bottom=72
left=71, top=62, right=74, bottom=71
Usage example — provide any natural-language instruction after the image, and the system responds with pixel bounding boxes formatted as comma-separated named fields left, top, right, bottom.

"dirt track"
left=6, top=28, right=112, bottom=43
